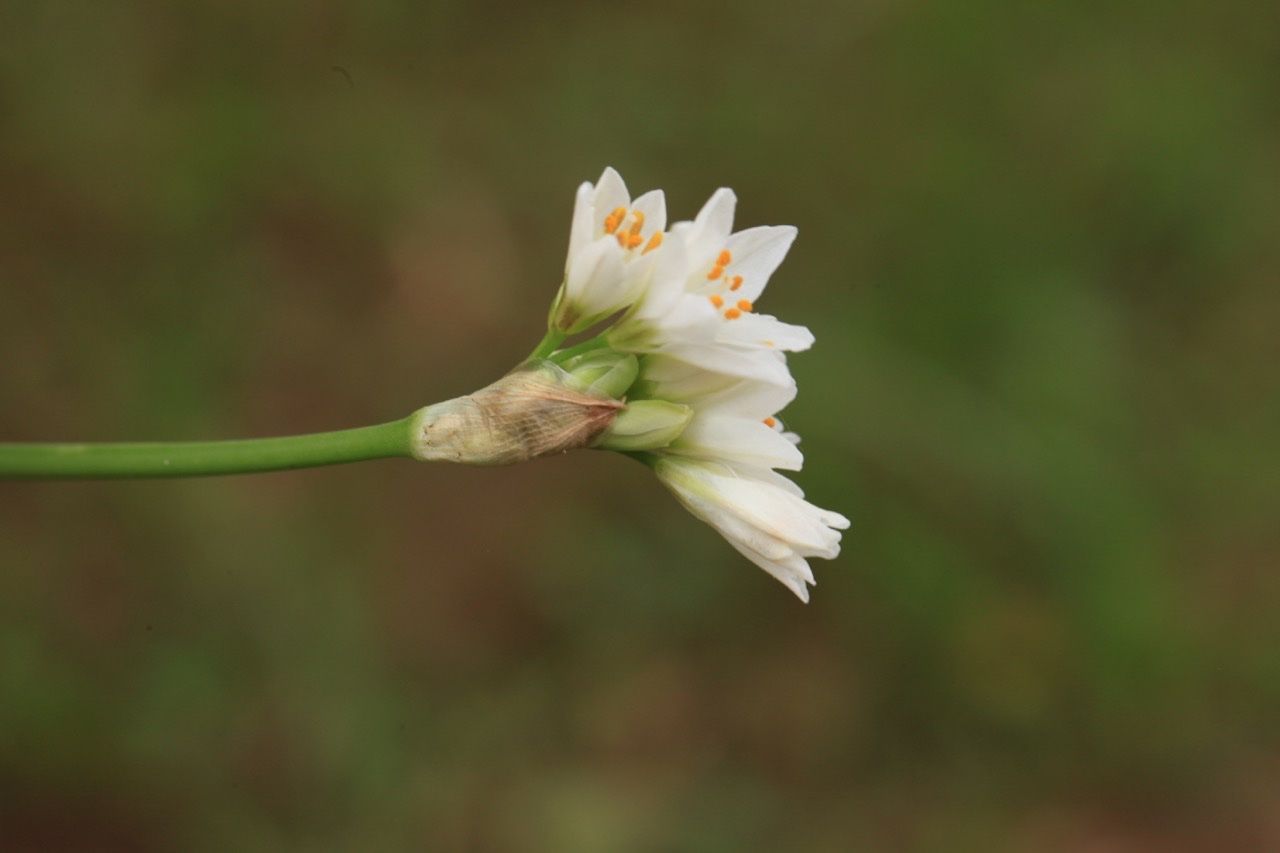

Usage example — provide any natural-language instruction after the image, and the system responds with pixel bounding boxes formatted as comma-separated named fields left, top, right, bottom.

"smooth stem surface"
left=549, top=335, right=610, bottom=364
left=528, top=330, right=567, bottom=361
left=0, top=416, right=416, bottom=479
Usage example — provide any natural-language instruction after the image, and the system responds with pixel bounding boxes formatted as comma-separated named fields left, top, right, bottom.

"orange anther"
left=603, top=207, right=627, bottom=234
left=717, top=249, right=732, bottom=266
left=737, top=299, right=753, bottom=312
left=724, top=307, right=742, bottom=320
left=707, top=264, right=724, bottom=280
left=629, top=210, right=645, bottom=234
left=616, top=231, right=629, bottom=248
left=763, top=416, right=777, bottom=428
left=627, top=233, right=644, bottom=249
left=730, top=275, right=743, bottom=291
left=710, top=294, right=724, bottom=308
left=643, top=231, right=664, bottom=254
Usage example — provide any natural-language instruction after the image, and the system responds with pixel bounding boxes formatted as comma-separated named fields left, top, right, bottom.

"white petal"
left=655, top=340, right=796, bottom=386
left=682, top=188, right=736, bottom=258
left=630, top=189, right=667, bottom=234
left=718, top=313, right=815, bottom=352
left=724, top=226, right=797, bottom=302
left=731, top=463, right=807, bottom=497
left=674, top=413, right=805, bottom=471
left=565, top=181, right=596, bottom=268
left=564, top=241, right=626, bottom=319
left=593, top=167, right=630, bottom=226
left=639, top=358, right=798, bottom=415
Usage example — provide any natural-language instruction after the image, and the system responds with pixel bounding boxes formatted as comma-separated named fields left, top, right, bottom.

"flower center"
left=704, top=249, right=753, bottom=320
left=603, top=207, right=663, bottom=254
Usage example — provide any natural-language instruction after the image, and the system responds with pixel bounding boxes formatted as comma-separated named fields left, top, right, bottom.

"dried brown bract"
left=409, top=360, right=624, bottom=466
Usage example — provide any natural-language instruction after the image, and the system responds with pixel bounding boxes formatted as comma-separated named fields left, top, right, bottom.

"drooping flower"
left=548, top=167, right=668, bottom=335
left=653, top=456, right=849, bottom=603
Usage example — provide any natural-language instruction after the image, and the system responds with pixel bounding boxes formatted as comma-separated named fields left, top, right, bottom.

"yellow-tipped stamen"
left=603, top=207, right=627, bottom=234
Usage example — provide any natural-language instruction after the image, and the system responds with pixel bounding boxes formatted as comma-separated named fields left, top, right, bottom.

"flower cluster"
left=547, top=168, right=848, bottom=602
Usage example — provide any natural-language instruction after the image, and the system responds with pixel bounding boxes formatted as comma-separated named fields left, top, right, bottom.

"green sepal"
left=595, top=400, right=693, bottom=452
left=560, top=350, right=639, bottom=399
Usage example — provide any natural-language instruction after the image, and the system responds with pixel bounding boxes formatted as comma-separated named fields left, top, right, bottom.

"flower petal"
left=683, top=188, right=736, bottom=259
left=722, top=225, right=797, bottom=303
left=654, top=457, right=848, bottom=602
left=593, top=167, right=631, bottom=229
left=717, top=313, right=815, bottom=352
left=672, top=413, right=805, bottom=471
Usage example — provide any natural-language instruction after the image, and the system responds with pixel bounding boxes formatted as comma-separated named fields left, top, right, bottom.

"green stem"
left=528, top=330, right=567, bottom=361
left=0, top=415, right=416, bottom=480
left=548, top=335, right=610, bottom=364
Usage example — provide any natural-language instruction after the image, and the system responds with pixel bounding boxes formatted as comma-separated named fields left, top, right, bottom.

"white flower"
left=654, top=456, right=850, bottom=603
left=550, top=167, right=668, bottom=334
left=607, top=188, right=814, bottom=385
left=540, top=171, right=848, bottom=600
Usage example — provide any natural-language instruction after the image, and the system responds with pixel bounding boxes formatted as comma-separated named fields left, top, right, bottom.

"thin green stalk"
left=548, top=335, right=610, bottom=364
left=0, top=415, right=416, bottom=480
left=528, top=330, right=567, bottom=361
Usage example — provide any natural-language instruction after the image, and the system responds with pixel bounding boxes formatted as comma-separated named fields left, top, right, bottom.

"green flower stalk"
left=2, top=167, right=849, bottom=599
left=0, top=419, right=416, bottom=479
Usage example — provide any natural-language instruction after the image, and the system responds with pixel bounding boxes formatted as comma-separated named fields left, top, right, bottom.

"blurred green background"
left=2, top=1, right=1279, bottom=850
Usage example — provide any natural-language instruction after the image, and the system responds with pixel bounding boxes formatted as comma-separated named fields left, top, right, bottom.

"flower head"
left=532, top=168, right=847, bottom=600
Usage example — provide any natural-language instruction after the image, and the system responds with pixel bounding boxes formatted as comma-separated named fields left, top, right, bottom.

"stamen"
left=729, top=275, right=743, bottom=291
left=717, top=249, right=732, bottom=266
left=603, top=207, right=627, bottom=234
left=737, top=299, right=753, bottom=312
left=616, top=231, right=629, bottom=248
left=629, top=211, right=645, bottom=235
left=763, top=416, right=777, bottom=428
left=707, top=264, right=724, bottom=280
left=724, top=307, right=742, bottom=320
left=643, top=232, right=663, bottom=254
left=710, top=294, right=724, bottom=308
left=627, top=233, right=644, bottom=249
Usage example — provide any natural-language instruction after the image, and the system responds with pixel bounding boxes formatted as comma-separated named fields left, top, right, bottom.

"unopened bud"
left=595, top=400, right=693, bottom=452
left=559, top=350, right=639, bottom=399
left=410, top=360, right=624, bottom=466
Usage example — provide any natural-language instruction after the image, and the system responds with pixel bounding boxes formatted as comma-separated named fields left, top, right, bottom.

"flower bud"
left=559, top=350, right=639, bottom=399
left=594, top=400, right=693, bottom=452
left=409, top=360, right=623, bottom=466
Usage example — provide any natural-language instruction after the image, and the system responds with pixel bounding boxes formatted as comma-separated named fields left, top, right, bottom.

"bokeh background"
left=2, top=1, right=1279, bottom=850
